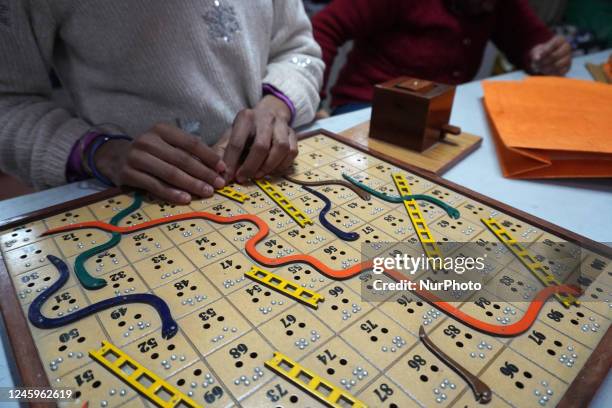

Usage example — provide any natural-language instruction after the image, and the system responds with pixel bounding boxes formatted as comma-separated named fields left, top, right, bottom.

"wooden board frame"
left=0, top=128, right=610, bottom=408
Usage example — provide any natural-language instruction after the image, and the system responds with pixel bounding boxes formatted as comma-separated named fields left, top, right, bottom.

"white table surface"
left=0, top=50, right=610, bottom=407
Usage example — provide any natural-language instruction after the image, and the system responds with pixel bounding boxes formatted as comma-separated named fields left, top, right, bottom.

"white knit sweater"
left=0, top=0, right=323, bottom=189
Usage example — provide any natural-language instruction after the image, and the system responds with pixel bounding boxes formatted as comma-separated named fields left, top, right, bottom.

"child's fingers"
left=277, top=129, right=299, bottom=173
left=256, top=120, right=291, bottom=178
left=539, top=53, right=571, bottom=75
left=135, top=136, right=225, bottom=189
left=549, top=40, right=570, bottom=60
left=237, top=117, right=274, bottom=183
left=154, top=123, right=224, bottom=171
left=556, top=55, right=571, bottom=74
left=129, top=151, right=215, bottom=198
left=538, top=36, right=568, bottom=65
left=120, top=167, right=191, bottom=205
left=223, top=110, right=255, bottom=181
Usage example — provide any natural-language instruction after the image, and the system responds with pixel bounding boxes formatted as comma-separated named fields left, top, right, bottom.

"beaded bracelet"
left=86, top=134, right=133, bottom=187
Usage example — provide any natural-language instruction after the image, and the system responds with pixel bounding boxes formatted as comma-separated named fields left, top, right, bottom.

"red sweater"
left=312, top=0, right=553, bottom=107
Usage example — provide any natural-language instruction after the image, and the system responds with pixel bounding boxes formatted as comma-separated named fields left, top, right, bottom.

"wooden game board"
left=0, top=129, right=610, bottom=408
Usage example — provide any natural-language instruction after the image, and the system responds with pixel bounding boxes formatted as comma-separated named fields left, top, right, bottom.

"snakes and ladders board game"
left=0, top=130, right=610, bottom=408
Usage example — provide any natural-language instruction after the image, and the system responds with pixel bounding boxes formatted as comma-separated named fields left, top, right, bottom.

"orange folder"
left=482, top=77, right=612, bottom=178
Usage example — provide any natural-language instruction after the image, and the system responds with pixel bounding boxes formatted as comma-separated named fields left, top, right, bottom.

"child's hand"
left=217, top=95, right=298, bottom=184
left=529, top=35, right=572, bottom=76
left=94, top=123, right=226, bottom=204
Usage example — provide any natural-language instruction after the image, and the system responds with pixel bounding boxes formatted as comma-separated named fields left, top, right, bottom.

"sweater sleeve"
left=0, top=0, right=94, bottom=189
left=311, top=0, right=395, bottom=97
left=262, top=0, right=324, bottom=127
left=491, top=0, right=554, bottom=71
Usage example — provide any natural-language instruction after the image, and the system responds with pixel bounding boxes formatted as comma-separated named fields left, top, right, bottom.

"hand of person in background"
left=529, top=35, right=572, bottom=76
left=94, top=123, right=226, bottom=204
left=315, top=109, right=330, bottom=119
left=215, top=95, right=298, bottom=184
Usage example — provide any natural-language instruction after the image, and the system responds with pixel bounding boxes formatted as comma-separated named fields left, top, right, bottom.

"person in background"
left=312, top=0, right=572, bottom=115
left=0, top=0, right=323, bottom=204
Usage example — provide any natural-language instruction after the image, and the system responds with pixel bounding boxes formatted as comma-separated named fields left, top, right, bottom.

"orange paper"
left=483, top=77, right=612, bottom=178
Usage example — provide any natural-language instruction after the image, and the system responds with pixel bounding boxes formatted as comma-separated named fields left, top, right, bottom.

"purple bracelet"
left=65, top=131, right=102, bottom=182
left=87, top=134, right=133, bottom=187
left=263, top=83, right=296, bottom=125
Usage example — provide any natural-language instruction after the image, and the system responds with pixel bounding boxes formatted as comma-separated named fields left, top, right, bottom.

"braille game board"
left=0, top=129, right=610, bottom=408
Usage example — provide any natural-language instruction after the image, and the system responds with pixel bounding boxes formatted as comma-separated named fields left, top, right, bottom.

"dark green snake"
left=342, top=173, right=460, bottom=219
left=74, top=192, right=143, bottom=289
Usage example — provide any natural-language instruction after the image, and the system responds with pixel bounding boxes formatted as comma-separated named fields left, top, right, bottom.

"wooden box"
left=370, top=77, right=461, bottom=152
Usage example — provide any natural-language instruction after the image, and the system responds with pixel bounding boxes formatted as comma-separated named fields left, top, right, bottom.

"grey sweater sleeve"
left=0, top=0, right=91, bottom=189
left=263, top=0, right=324, bottom=127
